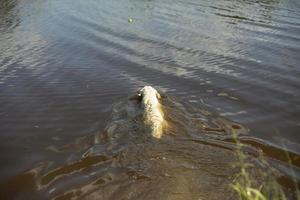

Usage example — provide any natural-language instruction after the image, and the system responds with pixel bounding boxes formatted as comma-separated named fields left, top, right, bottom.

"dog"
left=131, top=86, right=165, bottom=139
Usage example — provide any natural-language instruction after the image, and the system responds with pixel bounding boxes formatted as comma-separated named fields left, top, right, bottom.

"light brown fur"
left=138, top=86, right=165, bottom=138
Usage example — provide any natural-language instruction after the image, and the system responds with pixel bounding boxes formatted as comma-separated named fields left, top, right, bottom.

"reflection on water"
left=0, top=92, right=270, bottom=199
left=0, top=0, right=300, bottom=199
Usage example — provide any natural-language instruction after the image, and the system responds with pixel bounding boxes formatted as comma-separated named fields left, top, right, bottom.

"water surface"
left=0, top=0, right=300, bottom=199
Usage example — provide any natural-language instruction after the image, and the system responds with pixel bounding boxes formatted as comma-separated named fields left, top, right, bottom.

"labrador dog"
left=131, top=86, right=165, bottom=139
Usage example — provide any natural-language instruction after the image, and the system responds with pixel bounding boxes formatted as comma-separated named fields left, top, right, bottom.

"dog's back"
left=139, top=86, right=165, bottom=138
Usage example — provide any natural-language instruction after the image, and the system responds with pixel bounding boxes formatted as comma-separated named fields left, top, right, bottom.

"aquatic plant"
left=128, top=17, right=133, bottom=23
left=231, top=132, right=299, bottom=200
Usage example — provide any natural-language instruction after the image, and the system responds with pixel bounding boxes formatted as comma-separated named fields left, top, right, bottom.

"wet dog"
left=131, top=86, right=165, bottom=139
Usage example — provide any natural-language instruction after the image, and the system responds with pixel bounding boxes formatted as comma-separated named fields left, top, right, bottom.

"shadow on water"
left=0, top=91, right=298, bottom=199
left=0, top=0, right=19, bottom=31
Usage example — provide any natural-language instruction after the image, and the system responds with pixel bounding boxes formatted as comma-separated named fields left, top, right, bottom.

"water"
left=0, top=0, right=300, bottom=199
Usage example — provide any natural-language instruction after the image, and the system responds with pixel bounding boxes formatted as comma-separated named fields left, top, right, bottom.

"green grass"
left=231, top=132, right=299, bottom=200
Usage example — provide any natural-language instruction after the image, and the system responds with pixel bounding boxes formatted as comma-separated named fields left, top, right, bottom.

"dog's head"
left=139, top=86, right=161, bottom=99
left=129, top=86, right=161, bottom=105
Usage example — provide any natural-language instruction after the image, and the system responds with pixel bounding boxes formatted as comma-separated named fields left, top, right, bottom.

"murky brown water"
left=0, top=0, right=300, bottom=199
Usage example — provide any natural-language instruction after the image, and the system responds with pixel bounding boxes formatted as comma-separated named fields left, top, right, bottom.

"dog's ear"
left=156, top=92, right=161, bottom=99
left=129, top=93, right=142, bottom=102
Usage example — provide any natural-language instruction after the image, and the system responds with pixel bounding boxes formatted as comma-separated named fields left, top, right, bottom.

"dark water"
left=0, top=0, right=300, bottom=199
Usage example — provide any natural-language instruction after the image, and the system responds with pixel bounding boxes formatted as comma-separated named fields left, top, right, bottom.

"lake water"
left=0, top=0, right=300, bottom=199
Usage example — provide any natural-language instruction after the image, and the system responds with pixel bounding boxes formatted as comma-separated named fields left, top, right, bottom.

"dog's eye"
left=129, top=93, right=142, bottom=102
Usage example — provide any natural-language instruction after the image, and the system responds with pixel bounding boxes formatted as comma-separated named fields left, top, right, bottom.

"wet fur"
left=138, top=86, right=165, bottom=139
